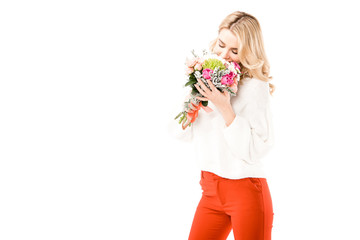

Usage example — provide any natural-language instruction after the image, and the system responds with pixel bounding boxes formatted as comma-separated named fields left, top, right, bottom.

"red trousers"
left=188, top=171, right=274, bottom=240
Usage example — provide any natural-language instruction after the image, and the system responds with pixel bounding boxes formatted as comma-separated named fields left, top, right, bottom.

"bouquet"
left=175, top=49, right=242, bottom=130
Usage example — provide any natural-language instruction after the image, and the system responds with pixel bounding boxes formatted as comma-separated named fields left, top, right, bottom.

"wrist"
left=219, top=104, right=236, bottom=127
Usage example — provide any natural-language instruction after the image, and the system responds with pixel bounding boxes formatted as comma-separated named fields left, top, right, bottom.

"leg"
left=188, top=196, right=232, bottom=240
left=218, top=177, right=274, bottom=240
left=231, top=178, right=273, bottom=240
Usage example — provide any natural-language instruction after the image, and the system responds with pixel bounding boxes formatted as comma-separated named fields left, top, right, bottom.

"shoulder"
left=230, top=77, right=270, bottom=113
left=239, top=77, right=270, bottom=100
left=242, top=77, right=269, bottom=89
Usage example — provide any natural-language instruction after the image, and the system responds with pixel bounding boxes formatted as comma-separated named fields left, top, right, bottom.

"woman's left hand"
left=194, top=78, right=231, bottom=110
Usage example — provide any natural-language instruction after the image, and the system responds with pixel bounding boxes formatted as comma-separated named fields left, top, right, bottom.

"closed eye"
left=218, top=43, right=238, bottom=54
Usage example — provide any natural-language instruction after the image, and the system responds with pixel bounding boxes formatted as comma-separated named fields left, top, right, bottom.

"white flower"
left=194, top=71, right=202, bottom=79
left=228, top=63, right=236, bottom=73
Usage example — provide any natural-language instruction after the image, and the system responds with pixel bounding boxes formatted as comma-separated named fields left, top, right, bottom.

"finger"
left=194, top=83, right=207, bottom=97
left=196, top=96, right=208, bottom=101
left=196, top=79, right=210, bottom=94
left=225, top=90, right=232, bottom=98
left=206, top=79, right=216, bottom=92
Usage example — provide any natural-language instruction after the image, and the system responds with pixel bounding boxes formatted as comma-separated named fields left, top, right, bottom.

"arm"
left=220, top=82, right=275, bottom=164
left=218, top=103, right=236, bottom=127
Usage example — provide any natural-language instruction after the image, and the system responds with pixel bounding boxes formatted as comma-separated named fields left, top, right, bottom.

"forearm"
left=218, top=104, right=236, bottom=127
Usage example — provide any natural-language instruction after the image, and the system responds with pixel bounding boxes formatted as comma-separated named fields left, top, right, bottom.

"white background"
left=1, top=0, right=360, bottom=239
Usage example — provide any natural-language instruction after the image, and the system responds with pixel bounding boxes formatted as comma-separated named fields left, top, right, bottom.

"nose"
left=219, top=50, right=230, bottom=61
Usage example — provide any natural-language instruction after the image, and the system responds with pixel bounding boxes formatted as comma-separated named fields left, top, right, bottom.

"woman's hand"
left=194, top=78, right=236, bottom=127
left=194, top=78, right=231, bottom=110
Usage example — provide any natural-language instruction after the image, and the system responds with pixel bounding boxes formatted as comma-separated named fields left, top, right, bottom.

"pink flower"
left=194, top=63, right=202, bottom=71
left=221, top=74, right=235, bottom=86
left=185, top=58, right=197, bottom=68
left=186, top=67, right=194, bottom=75
left=228, top=71, right=236, bottom=79
left=202, top=68, right=213, bottom=79
left=232, top=61, right=241, bottom=70
left=229, top=81, right=238, bottom=93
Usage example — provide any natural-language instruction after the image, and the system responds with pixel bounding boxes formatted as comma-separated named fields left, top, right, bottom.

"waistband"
left=201, top=170, right=266, bottom=181
left=201, top=170, right=227, bottom=180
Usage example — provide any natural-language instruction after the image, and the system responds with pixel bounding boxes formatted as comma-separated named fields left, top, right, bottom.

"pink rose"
left=221, top=74, right=234, bottom=86
left=194, top=63, right=202, bottom=71
left=229, top=81, right=238, bottom=93
left=202, top=68, right=213, bottom=79
left=228, top=71, right=236, bottom=79
left=232, top=61, right=241, bottom=70
left=185, top=58, right=197, bottom=68
left=186, top=67, right=194, bottom=75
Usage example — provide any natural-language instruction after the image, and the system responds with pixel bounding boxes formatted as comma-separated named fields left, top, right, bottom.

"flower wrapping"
left=175, top=49, right=242, bottom=130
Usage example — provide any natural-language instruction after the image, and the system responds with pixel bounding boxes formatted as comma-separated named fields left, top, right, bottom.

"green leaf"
left=189, top=74, right=196, bottom=81
left=179, top=114, right=185, bottom=124
left=191, top=88, right=199, bottom=95
left=174, top=112, right=183, bottom=120
left=185, top=79, right=197, bottom=87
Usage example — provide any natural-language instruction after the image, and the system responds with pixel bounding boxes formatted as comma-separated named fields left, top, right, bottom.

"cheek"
left=231, top=55, right=240, bottom=63
left=213, top=45, right=220, bottom=54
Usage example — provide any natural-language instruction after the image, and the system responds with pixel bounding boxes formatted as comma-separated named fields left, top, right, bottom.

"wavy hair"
left=209, top=11, right=275, bottom=95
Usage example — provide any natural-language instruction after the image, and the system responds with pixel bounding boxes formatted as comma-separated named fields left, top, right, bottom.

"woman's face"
left=213, top=28, right=240, bottom=63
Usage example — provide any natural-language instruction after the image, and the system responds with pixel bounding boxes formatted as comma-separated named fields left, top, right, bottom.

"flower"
left=202, top=58, right=226, bottom=71
left=221, top=73, right=235, bottom=85
left=185, top=57, right=198, bottom=68
left=229, top=81, right=238, bottom=93
left=228, top=64, right=236, bottom=73
left=186, top=67, right=194, bottom=75
left=175, top=48, right=242, bottom=129
left=232, top=61, right=241, bottom=70
left=202, top=68, right=213, bottom=79
left=194, top=63, right=202, bottom=71
left=228, top=71, right=236, bottom=79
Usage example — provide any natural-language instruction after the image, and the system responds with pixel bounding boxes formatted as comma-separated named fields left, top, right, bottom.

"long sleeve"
left=221, top=81, right=275, bottom=165
left=168, top=113, right=194, bottom=142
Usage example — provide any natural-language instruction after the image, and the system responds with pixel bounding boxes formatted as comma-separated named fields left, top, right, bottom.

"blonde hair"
left=209, top=11, right=275, bottom=95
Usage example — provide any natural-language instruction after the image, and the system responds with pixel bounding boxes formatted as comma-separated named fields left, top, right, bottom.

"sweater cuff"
left=168, top=117, right=193, bottom=142
left=223, top=114, right=250, bottom=131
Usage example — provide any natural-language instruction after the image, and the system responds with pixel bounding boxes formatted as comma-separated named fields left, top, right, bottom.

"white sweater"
left=168, top=77, right=275, bottom=179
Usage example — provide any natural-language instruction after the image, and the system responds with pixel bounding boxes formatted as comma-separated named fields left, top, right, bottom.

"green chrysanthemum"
left=202, top=58, right=226, bottom=71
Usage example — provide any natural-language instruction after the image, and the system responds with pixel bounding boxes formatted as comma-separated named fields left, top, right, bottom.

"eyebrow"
left=219, top=39, right=238, bottom=50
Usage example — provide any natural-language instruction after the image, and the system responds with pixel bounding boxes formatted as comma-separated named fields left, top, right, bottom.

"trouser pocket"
left=247, top=177, right=263, bottom=192
left=199, top=177, right=218, bottom=196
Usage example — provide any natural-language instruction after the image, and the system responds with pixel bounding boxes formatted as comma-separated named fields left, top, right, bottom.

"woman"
left=168, top=11, right=275, bottom=240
